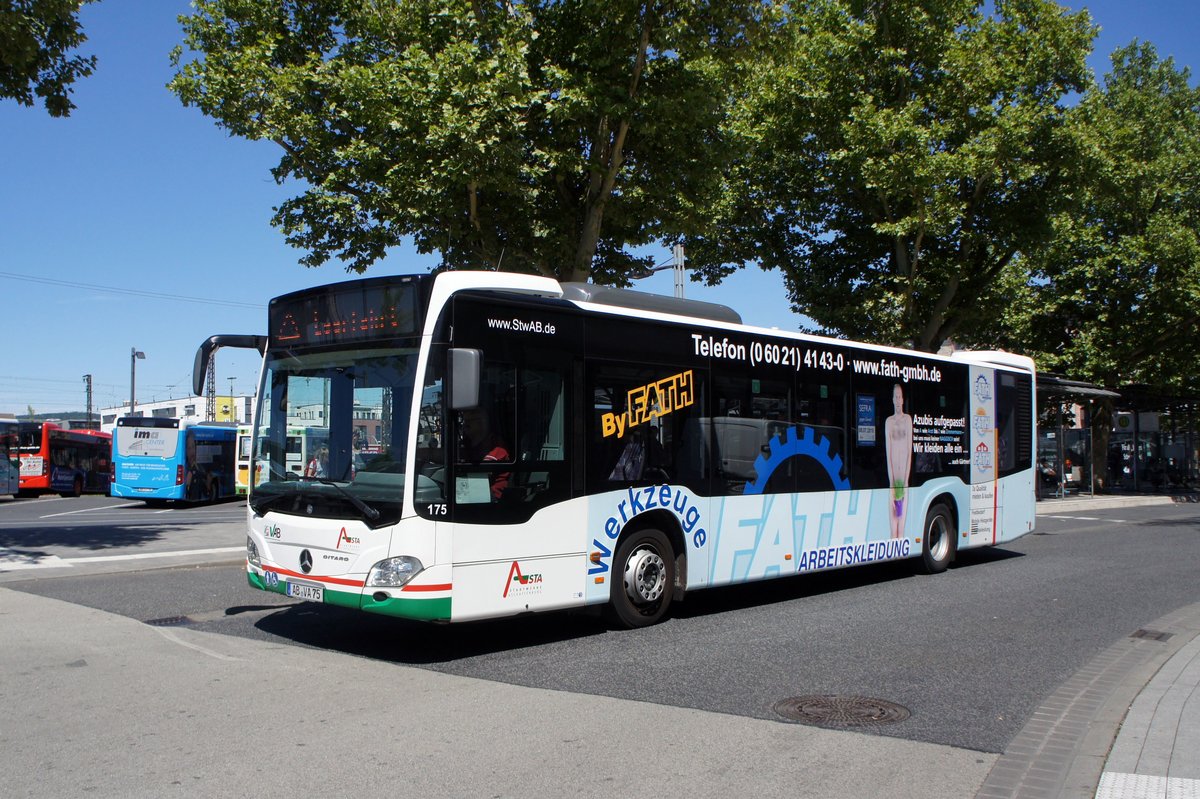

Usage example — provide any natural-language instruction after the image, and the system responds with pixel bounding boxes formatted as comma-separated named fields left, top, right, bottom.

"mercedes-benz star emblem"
left=299, top=549, right=313, bottom=574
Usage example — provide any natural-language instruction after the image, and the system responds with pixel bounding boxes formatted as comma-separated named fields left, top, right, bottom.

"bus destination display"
left=269, top=283, right=419, bottom=347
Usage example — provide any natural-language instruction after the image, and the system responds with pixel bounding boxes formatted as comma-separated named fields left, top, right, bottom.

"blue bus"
left=111, top=417, right=237, bottom=504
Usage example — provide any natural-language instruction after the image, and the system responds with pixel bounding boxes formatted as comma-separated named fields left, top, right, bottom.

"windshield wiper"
left=250, top=491, right=294, bottom=516
left=300, top=477, right=381, bottom=522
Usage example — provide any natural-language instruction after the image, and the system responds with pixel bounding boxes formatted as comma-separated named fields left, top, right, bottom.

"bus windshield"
left=17, top=429, right=42, bottom=452
left=249, top=345, right=422, bottom=526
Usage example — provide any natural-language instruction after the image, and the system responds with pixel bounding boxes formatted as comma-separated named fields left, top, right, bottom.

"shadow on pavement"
left=249, top=545, right=1024, bottom=665
left=0, top=523, right=177, bottom=553
left=253, top=601, right=607, bottom=664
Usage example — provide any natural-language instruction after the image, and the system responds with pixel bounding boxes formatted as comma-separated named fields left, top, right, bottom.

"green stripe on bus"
left=248, top=570, right=450, bottom=621
left=362, top=593, right=451, bottom=622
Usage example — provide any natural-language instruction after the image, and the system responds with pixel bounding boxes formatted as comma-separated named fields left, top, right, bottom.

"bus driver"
left=459, top=407, right=511, bottom=501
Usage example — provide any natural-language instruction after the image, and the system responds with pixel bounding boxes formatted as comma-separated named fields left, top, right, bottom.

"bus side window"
left=587, top=362, right=702, bottom=493
left=792, top=379, right=848, bottom=492
left=711, top=373, right=795, bottom=494
left=415, top=347, right=446, bottom=497
left=454, top=362, right=516, bottom=506
left=996, top=372, right=1032, bottom=477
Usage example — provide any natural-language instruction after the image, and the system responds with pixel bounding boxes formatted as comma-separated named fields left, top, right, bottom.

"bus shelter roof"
left=1037, top=373, right=1120, bottom=400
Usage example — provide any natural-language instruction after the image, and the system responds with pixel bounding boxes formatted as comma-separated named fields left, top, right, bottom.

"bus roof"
left=116, top=417, right=238, bottom=430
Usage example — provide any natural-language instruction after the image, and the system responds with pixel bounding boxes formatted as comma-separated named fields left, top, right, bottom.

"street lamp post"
left=630, top=244, right=686, bottom=298
left=130, top=348, right=146, bottom=414
left=228, top=377, right=236, bottom=423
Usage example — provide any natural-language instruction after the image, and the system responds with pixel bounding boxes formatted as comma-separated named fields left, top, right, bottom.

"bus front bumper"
left=247, top=563, right=451, bottom=622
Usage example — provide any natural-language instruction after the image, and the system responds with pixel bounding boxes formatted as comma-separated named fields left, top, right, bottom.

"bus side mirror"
left=448, top=348, right=481, bottom=410
left=192, top=335, right=268, bottom=396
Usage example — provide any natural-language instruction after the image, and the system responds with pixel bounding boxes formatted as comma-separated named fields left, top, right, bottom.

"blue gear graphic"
left=743, top=426, right=851, bottom=495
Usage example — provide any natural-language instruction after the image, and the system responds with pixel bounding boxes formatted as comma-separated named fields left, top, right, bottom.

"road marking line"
left=67, top=546, right=244, bottom=563
left=0, top=496, right=76, bottom=510
left=1095, top=772, right=1200, bottom=798
left=0, top=546, right=243, bottom=571
left=1044, top=515, right=1129, bottom=523
left=38, top=502, right=142, bottom=519
left=0, top=553, right=69, bottom=570
left=150, top=627, right=242, bottom=662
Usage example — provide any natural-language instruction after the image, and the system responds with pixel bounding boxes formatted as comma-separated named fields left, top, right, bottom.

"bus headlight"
left=368, top=556, right=423, bottom=588
left=247, top=536, right=261, bottom=568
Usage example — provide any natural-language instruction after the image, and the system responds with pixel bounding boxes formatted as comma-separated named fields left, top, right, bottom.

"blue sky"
left=1, top=0, right=1196, bottom=416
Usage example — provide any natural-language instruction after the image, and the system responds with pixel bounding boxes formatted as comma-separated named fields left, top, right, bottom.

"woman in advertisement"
left=885, top=383, right=913, bottom=538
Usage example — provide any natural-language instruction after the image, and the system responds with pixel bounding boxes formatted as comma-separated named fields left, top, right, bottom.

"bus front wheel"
left=60, top=477, right=83, bottom=498
left=921, top=502, right=956, bottom=574
left=606, top=528, right=675, bottom=628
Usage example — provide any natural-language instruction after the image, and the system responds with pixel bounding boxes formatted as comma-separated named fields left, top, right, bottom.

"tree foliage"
left=690, top=0, right=1094, bottom=352
left=0, top=0, right=95, bottom=117
left=170, top=0, right=764, bottom=282
left=1021, top=42, right=1200, bottom=393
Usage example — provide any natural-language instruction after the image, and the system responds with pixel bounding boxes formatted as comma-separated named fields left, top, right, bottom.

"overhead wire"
left=0, top=270, right=264, bottom=309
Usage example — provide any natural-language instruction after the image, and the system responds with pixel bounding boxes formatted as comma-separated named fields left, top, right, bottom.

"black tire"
left=921, top=502, right=956, bottom=574
left=605, top=528, right=675, bottom=628
left=60, top=476, right=83, bottom=498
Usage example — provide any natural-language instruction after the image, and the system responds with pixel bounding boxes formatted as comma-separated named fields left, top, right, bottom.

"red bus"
left=17, top=423, right=112, bottom=497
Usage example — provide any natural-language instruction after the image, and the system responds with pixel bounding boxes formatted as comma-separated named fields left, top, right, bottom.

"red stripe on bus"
left=264, top=566, right=365, bottom=588
left=401, top=583, right=452, bottom=593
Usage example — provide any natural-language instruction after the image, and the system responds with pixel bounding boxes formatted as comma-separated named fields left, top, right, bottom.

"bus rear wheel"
left=605, top=528, right=675, bottom=628
left=60, top=477, right=83, bottom=498
left=921, top=502, right=956, bottom=574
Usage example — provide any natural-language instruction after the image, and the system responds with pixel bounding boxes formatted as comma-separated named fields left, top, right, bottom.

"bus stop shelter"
left=1038, top=376, right=1200, bottom=496
left=1037, top=374, right=1119, bottom=498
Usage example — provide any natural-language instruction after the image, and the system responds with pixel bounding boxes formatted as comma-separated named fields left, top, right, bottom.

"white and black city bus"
left=195, top=271, right=1035, bottom=627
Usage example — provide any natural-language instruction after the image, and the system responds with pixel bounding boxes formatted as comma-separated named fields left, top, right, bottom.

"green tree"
left=690, top=0, right=1094, bottom=351
left=0, top=0, right=95, bottom=117
left=1022, top=42, right=1200, bottom=394
left=170, top=0, right=763, bottom=282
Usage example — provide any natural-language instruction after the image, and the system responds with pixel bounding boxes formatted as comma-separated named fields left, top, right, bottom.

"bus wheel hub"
left=624, top=548, right=666, bottom=604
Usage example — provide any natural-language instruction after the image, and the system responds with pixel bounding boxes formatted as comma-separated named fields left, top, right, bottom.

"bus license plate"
left=287, top=582, right=323, bottom=602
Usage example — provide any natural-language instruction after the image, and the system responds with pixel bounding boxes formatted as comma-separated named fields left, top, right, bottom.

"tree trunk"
left=1091, top=399, right=1114, bottom=491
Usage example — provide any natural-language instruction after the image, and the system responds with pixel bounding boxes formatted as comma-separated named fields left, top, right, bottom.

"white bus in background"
left=195, top=271, right=1036, bottom=627
left=235, top=424, right=254, bottom=495
left=236, top=423, right=329, bottom=494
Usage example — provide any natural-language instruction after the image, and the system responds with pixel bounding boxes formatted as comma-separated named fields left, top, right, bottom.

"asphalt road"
left=0, top=493, right=245, bottom=575
left=3, top=499, right=1198, bottom=755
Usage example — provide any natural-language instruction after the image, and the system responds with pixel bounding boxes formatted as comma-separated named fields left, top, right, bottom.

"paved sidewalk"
left=1036, top=493, right=1198, bottom=516
left=977, top=494, right=1200, bottom=798
left=1094, top=631, right=1200, bottom=799
left=2, top=491, right=1193, bottom=798
left=975, top=601, right=1200, bottom=799
left=0, top=586, right=995, bottom=799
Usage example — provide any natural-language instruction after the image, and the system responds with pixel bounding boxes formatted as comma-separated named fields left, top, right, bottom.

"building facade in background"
left=99, top=394, right=254, bottom=434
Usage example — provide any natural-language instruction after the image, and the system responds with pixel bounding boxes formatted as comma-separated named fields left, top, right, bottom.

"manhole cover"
left=1131, top=629, right=1174, bottom=642
left=144, top=616, right=193, bottom=627
left=773, top=695, right=911, bottom=727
